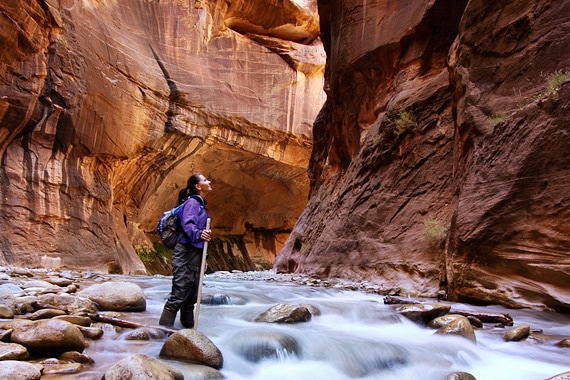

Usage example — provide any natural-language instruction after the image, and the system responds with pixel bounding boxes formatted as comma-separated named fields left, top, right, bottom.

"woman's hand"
left=200, top=229, right=211, bottom=242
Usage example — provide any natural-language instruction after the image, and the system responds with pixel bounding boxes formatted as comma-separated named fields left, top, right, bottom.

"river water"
left=48, top=272, right=570, bottom=380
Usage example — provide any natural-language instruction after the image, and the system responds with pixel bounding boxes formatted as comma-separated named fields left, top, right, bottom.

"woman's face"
left=196, top=175, right=212, bottom=194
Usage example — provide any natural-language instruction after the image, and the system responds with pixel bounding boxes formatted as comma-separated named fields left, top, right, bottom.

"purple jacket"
left=177, top=195, right=209, bottom=249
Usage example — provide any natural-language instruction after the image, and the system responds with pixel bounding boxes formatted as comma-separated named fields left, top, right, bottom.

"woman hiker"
left=159, top=173, right=212, bottom=328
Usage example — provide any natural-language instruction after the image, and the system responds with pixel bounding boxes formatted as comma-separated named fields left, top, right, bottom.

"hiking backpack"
left=157, top=203, right=185, bottom=249
left=157, top=195, right=204, bottom=249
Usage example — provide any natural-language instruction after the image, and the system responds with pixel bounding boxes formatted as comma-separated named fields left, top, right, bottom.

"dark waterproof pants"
left=163, top=242, right=202, bottom=327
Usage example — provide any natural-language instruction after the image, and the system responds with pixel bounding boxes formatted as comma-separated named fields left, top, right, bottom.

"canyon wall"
left=2, top=0, right=569, bottom=311
left=0, top=0, right=325, bottom=273
left=275, top=0, right=570, bottom=311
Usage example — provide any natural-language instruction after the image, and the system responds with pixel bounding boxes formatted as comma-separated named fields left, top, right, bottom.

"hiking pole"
left=193, top=218, right=211, bottom=330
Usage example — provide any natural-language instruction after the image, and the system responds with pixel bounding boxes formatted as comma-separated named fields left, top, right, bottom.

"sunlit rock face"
left=276, top=0, right=570, bottom=311
left=0, top=0, right=325, bottom=273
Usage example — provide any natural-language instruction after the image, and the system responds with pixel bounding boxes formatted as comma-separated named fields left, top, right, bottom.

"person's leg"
left=179, top=247, right=203, bottom=328
left=159, top=243, right=196, bottom=327
left=159, top=307, right=177, bottom=327
left=179, top=273, right=198, bottom=328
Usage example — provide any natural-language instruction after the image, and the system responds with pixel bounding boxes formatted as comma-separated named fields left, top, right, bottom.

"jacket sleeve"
left=179, top=198, right=206, bottom=248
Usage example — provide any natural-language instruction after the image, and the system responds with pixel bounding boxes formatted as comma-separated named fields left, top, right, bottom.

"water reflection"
left=46, top=274, right=570, bottom=380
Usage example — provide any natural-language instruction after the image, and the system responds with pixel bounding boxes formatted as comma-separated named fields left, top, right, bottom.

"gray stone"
left=0, top=319, right=34, bottom=330
left=0, top=304, right=14, bottom=319
left=28, top=308, right=67, bottom=320
left=46, top=276, right=74, bottom=287
left=76, top=325, right=104, bottom=339
left=53, top=315, right=92, bottom=326
left=125, top=327, right=167, bottom=341
left=160, top=329, right=223, bottom=369
left=299, top=303, right=321, bottom=316
left=103, top=353, right=183, bottom=380
left=34, top=293, right=98, bottom=314
left=435, top=316, right=477, bottom=343
left=77, top=282, right=146, bottom=312
left=428, top=314, right=465, bottom=329
left=40, top=360, right=83, bottom=375
left=201, top=294, right=232, bottom=305
left=0, top=284, right=22, bottom=309
left=556, top=338, right=570, bottom=347
left=503, top=323, right=531, bottom=342
left=59, top=351, right=94, bottom=364
left=230, top=330, right=301, bottom=362
left=394, top=303, right=451, bottom=324
left=445, top=372, right=477, bottom=380
left=0, top=360, right=42, bottom=380
left=180, top=364, right=226, bottom=380
left=20, top=280, right=61, bottom=294
left=0, top=342, right=29, bottom=360
left=10, top=319, right=86, bottom=356
left=255, top=303, right=312, bottom=323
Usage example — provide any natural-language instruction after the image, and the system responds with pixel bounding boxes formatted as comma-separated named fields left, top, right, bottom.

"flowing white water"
left=47, top=273, right=570, bottom=380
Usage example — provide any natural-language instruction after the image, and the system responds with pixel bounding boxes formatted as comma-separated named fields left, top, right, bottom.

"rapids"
left=46, top=272, right=570, bottom=380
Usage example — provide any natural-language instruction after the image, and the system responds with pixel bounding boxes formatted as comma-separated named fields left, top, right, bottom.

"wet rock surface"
left=77, top=281, right=147, bottom=312
left=254, top=303, right=313, bottom=324
left=434, top=316, right=477, bottom=343
left=0, top=360, right=42, bottom=380
left=102, top=353, right=184, bottom=380
left=229, top=330, right=301, bottom=363
left=160, top=329, right=224, bottom=370
left=503, top=323, right=531, bottom=342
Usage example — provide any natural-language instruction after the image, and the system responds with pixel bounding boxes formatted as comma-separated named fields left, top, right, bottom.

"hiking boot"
left=180, top=306, right=195, bottom=329
left=159, top=307, right=177, bottom=327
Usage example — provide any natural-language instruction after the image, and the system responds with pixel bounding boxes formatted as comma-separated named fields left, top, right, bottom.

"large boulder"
left=102, top=354, right=183, bottom=380
left=77, top=282, right=146, bottom=311
left=10, top=319, right=86, bottom=356
left=160, top=329, right=223, bottom=369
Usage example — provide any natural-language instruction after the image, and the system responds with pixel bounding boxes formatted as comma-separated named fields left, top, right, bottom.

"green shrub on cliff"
left=423, top=217, right=448, bottom=248
left=393, top=110, right=415, bottom=137
left=545, top=70, right=569, bottom=101
left=135, top=243, right=172, bottom=264
left=533, top=69, right=569, bottom=102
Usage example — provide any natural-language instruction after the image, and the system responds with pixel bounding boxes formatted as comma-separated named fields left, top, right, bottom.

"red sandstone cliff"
left=1, top=0, right=569, bottom=311
left=0, top=0, right=324, bottom=273
left=275, top=0, right=570, bottom=311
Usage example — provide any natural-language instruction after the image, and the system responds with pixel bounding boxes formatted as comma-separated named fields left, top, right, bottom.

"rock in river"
left=77, top=281, right=146, bottom=312
left=10, top=319, right=86, bottom=356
